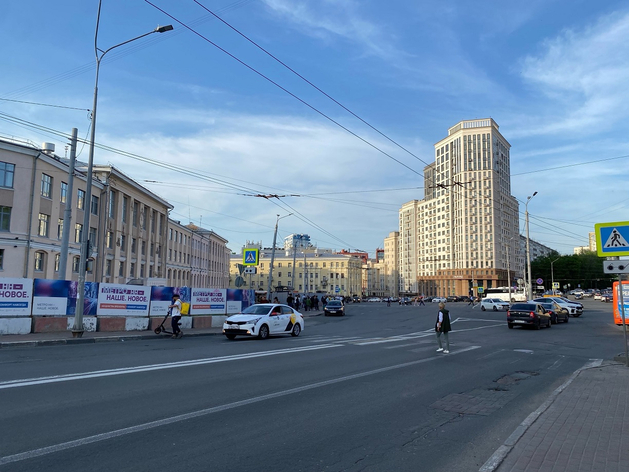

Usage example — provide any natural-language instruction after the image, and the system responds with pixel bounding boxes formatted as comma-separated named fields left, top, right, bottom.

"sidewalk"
left=482, top=360, right=629, bottom=472
left=0, top=310, right=323, bottom=348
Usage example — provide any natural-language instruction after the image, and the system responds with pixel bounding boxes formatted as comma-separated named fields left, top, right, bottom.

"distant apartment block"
left=397, top=119, right=520, bottom=297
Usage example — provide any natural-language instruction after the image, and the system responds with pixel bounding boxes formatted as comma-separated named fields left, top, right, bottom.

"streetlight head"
left=532, top=191, right=538, bottom=197
left=155, top=25, right=174, bottom=33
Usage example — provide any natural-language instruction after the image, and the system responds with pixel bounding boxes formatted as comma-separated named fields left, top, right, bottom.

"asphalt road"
left=0, top=298, right=622, bottom=472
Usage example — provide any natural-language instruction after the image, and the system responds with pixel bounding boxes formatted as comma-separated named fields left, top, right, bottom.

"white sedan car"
left=480, top=298, right=510, bottom=311
left=432, top=297, right=447, bottom=303
left=223, top=304, right=304, bottom=340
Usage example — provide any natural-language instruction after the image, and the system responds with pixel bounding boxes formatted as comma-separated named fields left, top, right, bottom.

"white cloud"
left=95, top=109, right=423, bottom=253
left=516, top=10, right=629, bottom=137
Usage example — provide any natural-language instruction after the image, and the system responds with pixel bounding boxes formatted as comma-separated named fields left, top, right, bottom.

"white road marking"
left=0, top=346, right=481, bottom=467
left=0, top=344, right=342, bottom=390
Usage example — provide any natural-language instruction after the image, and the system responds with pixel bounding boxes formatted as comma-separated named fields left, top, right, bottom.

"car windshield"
left=511, top=303, right=537, bottom=311
left=241, top=305, right=273, bottom=315
left=327, top=301, right=342, bottom=307
left=540, top=303, right=553, bottom=310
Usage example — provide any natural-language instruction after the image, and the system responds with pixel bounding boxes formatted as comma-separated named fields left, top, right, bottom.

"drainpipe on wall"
left=24, top=152, right=42, bottom=278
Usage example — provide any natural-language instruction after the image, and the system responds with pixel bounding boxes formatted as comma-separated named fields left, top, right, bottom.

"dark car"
left=507, top=302, right=551, bottom=329
left=352, top=296, right=360, bottom=303
left=539, top=301, right=569, bottom=324
left=324, top=300, right=345, bottom=316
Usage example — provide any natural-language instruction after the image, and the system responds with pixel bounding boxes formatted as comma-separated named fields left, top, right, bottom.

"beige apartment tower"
left=398, top=119, right=519, bottom=297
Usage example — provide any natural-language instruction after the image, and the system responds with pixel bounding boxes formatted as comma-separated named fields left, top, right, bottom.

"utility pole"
left=525, top=192, right=538, bottom=300
left=267, top=213, right=291, bottom=300
left=58, top=128, right=77, bottom=279
left=267, top=215, right=280, bottom=300
left=551, top=257, right=560, bottom=295
left=304, top=250, right=308, bottom=295
left=291, top=235, right=298, bottom=290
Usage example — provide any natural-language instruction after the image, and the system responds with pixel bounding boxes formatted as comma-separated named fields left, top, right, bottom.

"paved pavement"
left=481, top=360, right=629, bottom=472
left=4, top=309, right=629, bottom=472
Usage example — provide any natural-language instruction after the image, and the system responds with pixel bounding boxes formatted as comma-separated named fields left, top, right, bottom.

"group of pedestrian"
left=286, top=294, right=321, bottom=312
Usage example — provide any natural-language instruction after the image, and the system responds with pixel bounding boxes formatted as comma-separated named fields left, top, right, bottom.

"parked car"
left=223, top=304, right=304, bottom=340
left=432, top=297, right=447, bottom=303
left=507, top=302, right=551, bottom=329
left=480, top=298, right=510, bottom=311
left=533, top=297, right=582, bottom=317
left=367, top=297, right=382, bottom=302
left=538, top=301, right=569, bottom=324
left=324, top=300, right=345, bottom=316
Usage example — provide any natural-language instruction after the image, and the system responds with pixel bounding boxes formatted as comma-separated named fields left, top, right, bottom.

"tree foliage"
left=530, top=251, right=615, bottom=290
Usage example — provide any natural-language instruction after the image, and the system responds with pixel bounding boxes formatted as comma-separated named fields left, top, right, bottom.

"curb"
left=478, top=358, right=605, bottom=472
left=0, top=330, right=223, bottom=349
left=0, top=311, right=323, bottom=349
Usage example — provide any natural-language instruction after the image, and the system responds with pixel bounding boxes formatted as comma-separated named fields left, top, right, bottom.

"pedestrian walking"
left=313, top=295, right=319, bottom=310
left=168, top=294, right=183, bottom=339
left=305, top=296, right=311, bottom=312
left=468, top=296, right=475, bottom=306
left=435, top=302, right=451, bottom=353
left=287, top=294, right=294, bottom=308
left=418, top=296, right=425, bottom=306
left=295, top=296, right=301, bottom=311
left=322, top=296, right=327, bottom=309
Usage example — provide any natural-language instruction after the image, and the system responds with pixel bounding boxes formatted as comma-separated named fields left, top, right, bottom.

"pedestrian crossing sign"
left=243, top=248, right=259, bottom=266
left=595, top=221, right=629, bottom=257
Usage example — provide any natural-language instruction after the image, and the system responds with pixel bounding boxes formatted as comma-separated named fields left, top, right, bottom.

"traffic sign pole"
left=618, top=274, right=629, bottom=368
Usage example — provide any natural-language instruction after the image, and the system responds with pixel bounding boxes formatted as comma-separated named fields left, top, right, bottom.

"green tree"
left=530, top=251, right=615, bottom=291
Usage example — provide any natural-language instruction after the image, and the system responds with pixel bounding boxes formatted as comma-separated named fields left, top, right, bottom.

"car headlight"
left=247, top=317, right=262, bottom=325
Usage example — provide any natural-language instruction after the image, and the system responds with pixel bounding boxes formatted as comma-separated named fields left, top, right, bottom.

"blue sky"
left=1, top=0, right=628, bottom=256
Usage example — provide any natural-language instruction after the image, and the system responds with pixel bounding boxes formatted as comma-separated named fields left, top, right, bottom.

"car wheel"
left=493, top=306, right=498, bottom=311
left=225, top=334, right=236, bottom=340
left=535, top=319, right=541, bottom=330
left=508, top=323, right=514, bottom=329
left=564, top=315, right=569, bottom=323
left=551, top=314, right=557, bottom=324
left=481, top=306, right=486, bottom=311
left=547, top=318, right=552, bottom=328
left=258, top=324, right=270, bottom=339
left=291, top=323, right=301, bottom=337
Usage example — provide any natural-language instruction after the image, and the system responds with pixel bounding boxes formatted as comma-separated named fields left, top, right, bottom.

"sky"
left=1, top=0, right=628, bottom=257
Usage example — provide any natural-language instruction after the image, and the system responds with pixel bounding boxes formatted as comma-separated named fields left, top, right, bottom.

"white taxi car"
left=223, top=304, right=304, bottom=340
left=480, top=298, right=510, bottom=311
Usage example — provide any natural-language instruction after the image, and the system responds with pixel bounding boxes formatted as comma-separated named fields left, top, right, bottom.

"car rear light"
left=507, top=311, right=510, bottom=316
left=530, top=312, right=535, bottom=318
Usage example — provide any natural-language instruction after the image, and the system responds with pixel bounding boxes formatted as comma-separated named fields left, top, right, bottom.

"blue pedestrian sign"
left=595, top=221, right=629, bottom=257
left=243, top=248, right=259, bottom=266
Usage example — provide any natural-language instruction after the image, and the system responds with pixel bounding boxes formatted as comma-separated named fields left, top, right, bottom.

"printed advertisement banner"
left=191, top=288, right=226, bottom=315
left=0, top=278, right=33, bottom=317
left=97, top=284, right=150, bottom=317
left=226, top=289, right=255, bottom=313
left=149, top=286, right=191, bottom=317
left=32, top=279, right=98, bottom=316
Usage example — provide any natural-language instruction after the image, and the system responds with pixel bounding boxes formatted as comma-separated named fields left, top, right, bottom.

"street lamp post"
left=551, top=257, right=560, bottom=295
left=267, top=213, right=291, bottom=300
left=525, top=191, right=538, bottom=301
left=72, top=2, right=173, bottom=337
